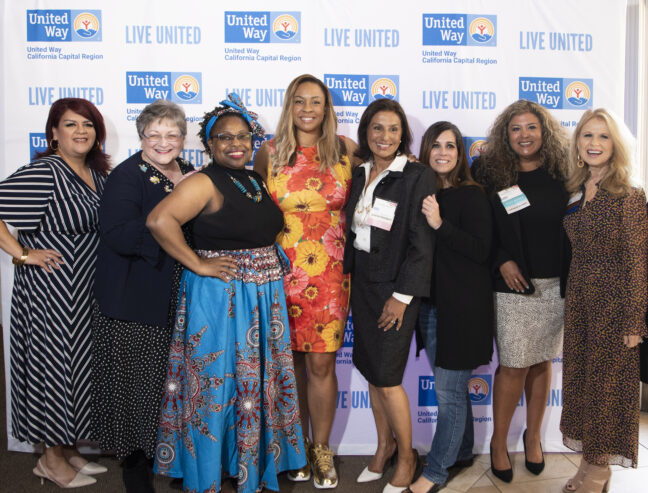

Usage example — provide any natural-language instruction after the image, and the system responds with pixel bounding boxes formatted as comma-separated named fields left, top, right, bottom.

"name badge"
left=498, top=185, right=530, bottom=214
left=366, top=197, right=398, bottom=231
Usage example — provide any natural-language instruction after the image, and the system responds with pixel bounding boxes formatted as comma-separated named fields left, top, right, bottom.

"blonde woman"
left=255, top=74, right=357, bottom=488
left=561, top=109, right=647, bottom=493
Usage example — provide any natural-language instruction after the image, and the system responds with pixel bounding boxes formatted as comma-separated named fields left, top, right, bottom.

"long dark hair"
left=36, top=98, right=110, bottom=175
left=354, top=99, right=412, bottom=162
left=419, top=121, right=480, bottom=190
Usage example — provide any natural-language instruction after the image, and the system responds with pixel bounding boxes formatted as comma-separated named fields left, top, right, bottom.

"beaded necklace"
left=226, top=171, right=263, bottom=203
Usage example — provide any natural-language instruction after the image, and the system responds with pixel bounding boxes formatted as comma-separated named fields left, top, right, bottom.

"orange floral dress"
left=266, top=139, right=352, bottom=352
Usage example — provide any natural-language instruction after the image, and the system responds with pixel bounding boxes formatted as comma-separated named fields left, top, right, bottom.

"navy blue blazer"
left=94, top=151, right=194, bottom=326
left=343, top=160, right=435, bottom=298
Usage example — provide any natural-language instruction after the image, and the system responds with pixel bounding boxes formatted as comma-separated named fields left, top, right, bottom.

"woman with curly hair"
left=471, top=100, right=569, bottom=483
left=149, top=94, right=306, bottom=493
left=254, top=74, right=358, bottom=488
left=560, top=109, right=647, bottom=493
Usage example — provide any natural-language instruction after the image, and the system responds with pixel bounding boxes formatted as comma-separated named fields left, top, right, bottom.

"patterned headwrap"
left=204, top=92, right=265, bottom=140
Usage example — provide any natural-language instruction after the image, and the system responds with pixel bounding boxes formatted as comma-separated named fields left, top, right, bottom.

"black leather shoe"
left=523, top=429, right=545, bottom=475
left=490, top=444, right=513, bottom=483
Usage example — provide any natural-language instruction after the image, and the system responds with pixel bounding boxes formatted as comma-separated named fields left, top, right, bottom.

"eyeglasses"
left=211, top=132, right=253, bottom=143
left=142, top=133, right=183, bottom=144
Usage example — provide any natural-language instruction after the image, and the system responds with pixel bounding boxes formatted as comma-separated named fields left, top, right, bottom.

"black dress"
left=91, top=155, right=194, bottom=460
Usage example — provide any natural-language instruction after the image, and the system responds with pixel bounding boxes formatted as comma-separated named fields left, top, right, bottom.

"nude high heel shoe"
left=579, top=464, right=611, bottom=493
left=563, top=459, right=589, bottom=493
left=33, top=458, right=97, bottom=488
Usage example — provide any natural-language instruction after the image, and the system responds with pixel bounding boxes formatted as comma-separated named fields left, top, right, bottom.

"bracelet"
left=12, top=246, right=29, bottom=266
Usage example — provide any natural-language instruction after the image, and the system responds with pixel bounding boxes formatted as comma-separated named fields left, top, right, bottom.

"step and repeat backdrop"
left=2, top=0, right=627, bottom=453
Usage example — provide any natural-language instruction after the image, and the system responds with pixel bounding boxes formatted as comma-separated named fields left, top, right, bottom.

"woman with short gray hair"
left=91, top=99, right=195, bottom=493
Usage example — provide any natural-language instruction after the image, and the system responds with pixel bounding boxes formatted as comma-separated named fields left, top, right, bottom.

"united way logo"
left=224, top=11, right=301, bottom=43
left=422, top=14, right=496, bottom=47
left=27, top=10, right=102, bottom=42
left=273, top=14, right=299, bottom=40
left=371, top=78, right=398, bottom=100
left=468, top=375, right=492, bottom=405
left=564, top=80, right=591, bottom=108
left=342, top=314, right=354, bottom=348
left=418, top=376, right=438, bottom=406
left=173, top=75, right=200, bottom=102
left=469, top=17, right=494, bottom=43
left=519, top=77, right=593, bottom=110
left=325, top=74, right=399, bottom=106
left=73, top=12, right=99, bottom=39
left=126, top=72, right=202, bottom=104
left=29, top=133, right=48, bottom=160
left=463, top=138, right=487, bottom=164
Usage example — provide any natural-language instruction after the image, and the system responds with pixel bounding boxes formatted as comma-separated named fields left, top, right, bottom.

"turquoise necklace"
left=227, top=171, right=263, bottom=203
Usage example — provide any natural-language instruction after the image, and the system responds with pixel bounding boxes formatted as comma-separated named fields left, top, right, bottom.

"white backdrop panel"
left=2, top=0, right=627, bottom=453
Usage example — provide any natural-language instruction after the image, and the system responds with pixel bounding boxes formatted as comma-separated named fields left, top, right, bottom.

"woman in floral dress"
left=255, top=74, right=358, bottom=489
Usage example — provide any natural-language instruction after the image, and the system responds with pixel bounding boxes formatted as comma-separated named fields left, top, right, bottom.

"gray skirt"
left=494, top=277, right=564, bottom=368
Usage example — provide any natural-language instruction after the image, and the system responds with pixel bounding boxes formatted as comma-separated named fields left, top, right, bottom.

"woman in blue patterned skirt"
left=147, top=94, right=306, bottom=493
left=0, top=98, right=109, bottom=488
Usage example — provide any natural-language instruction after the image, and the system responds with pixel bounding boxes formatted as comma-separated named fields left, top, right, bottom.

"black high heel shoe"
left=523, top=429, right=545, bottom=475
left=490, top=444, right=513, bottom=483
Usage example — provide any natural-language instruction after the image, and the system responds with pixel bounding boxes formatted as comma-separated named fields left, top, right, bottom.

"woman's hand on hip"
left=499, top=260, right=529, bottom=292
left=377, top=296, right=407, bottom=331
left=196, top=256, right=238, bottom=281
left=623, top=335, right=643, bottom=348
left=26, top=248, right=64, bottom=273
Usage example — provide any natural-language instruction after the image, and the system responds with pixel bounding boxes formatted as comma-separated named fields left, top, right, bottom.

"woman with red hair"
left=0, top=98, right=110, bottom=488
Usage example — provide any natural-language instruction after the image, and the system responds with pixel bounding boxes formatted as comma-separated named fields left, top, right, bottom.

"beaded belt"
left=195, top=244, right=289, bottom=284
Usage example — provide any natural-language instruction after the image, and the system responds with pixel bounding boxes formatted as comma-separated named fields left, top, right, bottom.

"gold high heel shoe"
left=33, top=458, right=97, bottom=488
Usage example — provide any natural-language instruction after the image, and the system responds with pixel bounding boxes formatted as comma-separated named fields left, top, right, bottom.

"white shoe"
left=33, top=458, right=97, bottom=488
left=66, top=453, right=108, bottom=475
left=356, top=466, right=383, bottom=483
left=75, top=462, right=108, bottom=475
left=382, top=483, right=408, bottom=493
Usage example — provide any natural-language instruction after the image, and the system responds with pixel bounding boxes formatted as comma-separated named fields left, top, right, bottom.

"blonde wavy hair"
left=474, top=100, right=568, bottom=191
left=566, top=108, right=633, bottom=197
left=271, top=74, right=345, bottom=175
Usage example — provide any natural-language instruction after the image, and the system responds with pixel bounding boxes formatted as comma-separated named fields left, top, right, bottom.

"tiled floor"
left=440, top=412, right=648, bottom=493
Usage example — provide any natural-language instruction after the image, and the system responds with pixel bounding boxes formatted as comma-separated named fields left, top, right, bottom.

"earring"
left=577, top=155, right=584, bottom=168
left=94, top=140, right=102, bottom=150
left=49, top=140, right=58, bottom=151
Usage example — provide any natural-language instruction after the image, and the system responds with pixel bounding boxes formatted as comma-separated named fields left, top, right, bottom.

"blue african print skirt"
left=153, top=245, right=306, bottom=493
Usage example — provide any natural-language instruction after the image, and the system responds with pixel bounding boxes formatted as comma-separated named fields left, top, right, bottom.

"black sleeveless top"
left=192, top=164, right=283, bottom=250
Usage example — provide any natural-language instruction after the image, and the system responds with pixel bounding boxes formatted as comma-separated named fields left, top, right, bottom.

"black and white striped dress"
left=0, top=155, right=105, bottom=447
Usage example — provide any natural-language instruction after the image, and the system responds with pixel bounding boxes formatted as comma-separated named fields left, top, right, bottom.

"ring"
left=392, top=319, right=398, bottom=325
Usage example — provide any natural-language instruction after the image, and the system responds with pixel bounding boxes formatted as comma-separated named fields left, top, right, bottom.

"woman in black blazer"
left=91, top=100, right=195, bottom=493
left=471, top=100, right=569, bottom=483
left=406, top=122, right=493, bottom=493
left=343, top=99, right=434, bottom=493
